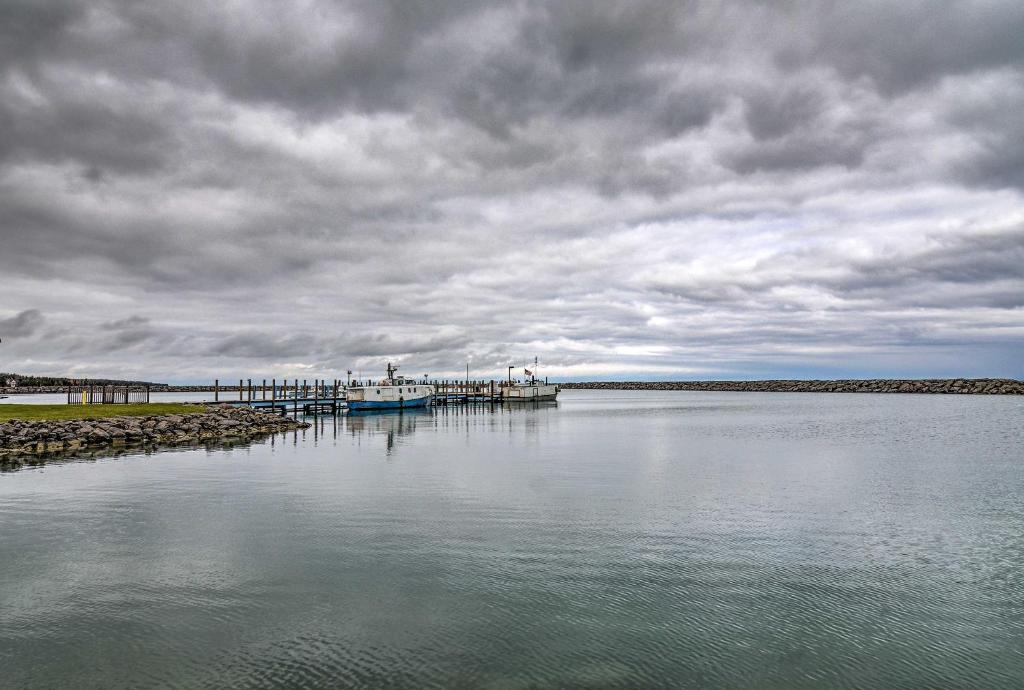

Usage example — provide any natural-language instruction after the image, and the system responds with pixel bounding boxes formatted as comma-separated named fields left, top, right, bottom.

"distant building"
left=5, top=378, right=17, bottom=388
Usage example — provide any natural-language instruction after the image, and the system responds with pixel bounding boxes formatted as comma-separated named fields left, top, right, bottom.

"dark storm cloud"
left=943, top=72, right=1024, bottom=191
left=0, top=0, right=83, bottom=69
left=775, top=1, right=1024, bottom=94
left=743, top=86, right=825, bottom=142
left=644, top=226, right=1024, bottom=308
left=0, top=309, right=44, bottom=338
left=1, top=0, right=1022, bottom=380
left=840, top=229, right=1024, bottom=295
left=206, top=330, right=467, bottom=361
left=206, top=333, right=326, bottom=360
left=0, top=70, right=175, bottom=174
left=723, top=132, right=867, bottom=174
left=96, top=315, right=161, bottom=349
left=101, top=315, right=150, bottom=329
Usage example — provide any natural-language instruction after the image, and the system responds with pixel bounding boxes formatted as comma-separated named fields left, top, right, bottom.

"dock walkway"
left=211, top=378, right=535, bottom=414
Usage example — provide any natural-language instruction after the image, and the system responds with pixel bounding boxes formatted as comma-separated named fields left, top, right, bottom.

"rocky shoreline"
left=2, top=384, right=244, bottom=395
left=0, top=406, right=310, bottom=469
left=8, top=378, right=1023, bottom=397
left=560, top=378, right=1024, bottom=395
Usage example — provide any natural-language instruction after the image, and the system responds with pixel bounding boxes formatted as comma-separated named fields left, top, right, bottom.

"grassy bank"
left=0, top=403, right=205, bottom=422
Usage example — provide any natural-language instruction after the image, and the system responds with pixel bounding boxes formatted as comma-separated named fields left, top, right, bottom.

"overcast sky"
left=1, top=1, right=1022, bottom=383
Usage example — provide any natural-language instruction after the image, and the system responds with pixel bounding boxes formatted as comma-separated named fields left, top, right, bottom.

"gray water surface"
left=1, top=390, right=1022, bottom=689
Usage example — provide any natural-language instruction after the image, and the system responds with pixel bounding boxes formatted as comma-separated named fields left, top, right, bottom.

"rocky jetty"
left=2, top=385, right=83, bottom=395
left=0, top=406, right=310, bottom=467
left=4, top=384, right=247, bottom=394
left=560, top=378, right=1024, bottom=395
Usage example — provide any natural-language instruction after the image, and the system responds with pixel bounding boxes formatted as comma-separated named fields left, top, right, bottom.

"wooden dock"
left=209, top=378, right=535, bottom=414
left=215, top=379, right=346, bottom=415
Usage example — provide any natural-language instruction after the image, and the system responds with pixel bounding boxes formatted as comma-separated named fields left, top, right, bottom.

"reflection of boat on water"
left=346, top=363, right=434, bottom=411
left=346, top=408, right=431, bottom=427
left=501, top=357, right=559, bottom=402
left=503, top=398, right=559, bottom=410
left=346, top=407, right=429, bottom=455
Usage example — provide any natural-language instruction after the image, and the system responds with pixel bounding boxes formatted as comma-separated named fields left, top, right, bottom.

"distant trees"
left=0, top=373, right=165, bottom=387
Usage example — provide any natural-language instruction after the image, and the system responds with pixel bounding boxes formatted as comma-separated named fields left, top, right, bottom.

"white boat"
left=346, top=363, right=434, bottom=411
left=502, top=358, right=559, bottom=402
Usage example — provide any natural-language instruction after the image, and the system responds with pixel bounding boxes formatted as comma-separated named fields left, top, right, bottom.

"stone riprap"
left=0, top=406, right=310, bottom=467
left=560, top=378, right=1024, bottom=394
left=3, top=384, right=307, bottom=394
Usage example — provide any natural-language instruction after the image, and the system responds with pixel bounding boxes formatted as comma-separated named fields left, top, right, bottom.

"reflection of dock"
left=291, top=402, right=560, bottom=458
left=246, top=397, right=342, bottom=414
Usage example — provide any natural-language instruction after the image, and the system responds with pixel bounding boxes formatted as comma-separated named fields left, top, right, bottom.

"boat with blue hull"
left=346, top=363, right=434, bottom=411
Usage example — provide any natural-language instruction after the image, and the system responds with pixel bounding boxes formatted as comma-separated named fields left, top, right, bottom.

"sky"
left=1, top=0, right=1023, bottom=383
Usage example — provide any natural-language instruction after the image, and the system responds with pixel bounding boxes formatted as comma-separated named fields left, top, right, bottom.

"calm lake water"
left=2, top=390, right=1022, bottom=689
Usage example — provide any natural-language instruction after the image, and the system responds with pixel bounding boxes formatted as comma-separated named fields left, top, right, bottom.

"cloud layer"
left=1, top=0, right=1022, bottom=381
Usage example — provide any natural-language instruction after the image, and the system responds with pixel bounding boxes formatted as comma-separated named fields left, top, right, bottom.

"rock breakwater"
left=560, top=378, right=1024, bottom=394
left=0, top=406, right=310, bottom=467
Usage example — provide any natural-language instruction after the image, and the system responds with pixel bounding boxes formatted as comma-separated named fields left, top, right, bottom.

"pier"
left=62, top=376, right=556, bottom=412
left=207, top=378, right=541, bottom=413
left=213, top=379, right=346, bottom=415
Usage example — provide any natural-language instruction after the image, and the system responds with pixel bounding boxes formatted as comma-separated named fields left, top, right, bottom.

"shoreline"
left=560, top=378, right=1024, bottom=395
left=0, top=405, right=310, bottom=469
left=4, top=377, right=1023, bottom=396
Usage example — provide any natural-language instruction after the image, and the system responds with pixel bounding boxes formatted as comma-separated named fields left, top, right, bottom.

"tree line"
left=1, top=373, right=166, bottom=387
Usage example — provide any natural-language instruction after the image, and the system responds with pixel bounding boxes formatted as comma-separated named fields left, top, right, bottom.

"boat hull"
left=504, top=393, right=558, bottom=402
left=347, top=396, right=432, bottom=411
left=345, top=381, right=434, bottom=411
left=502, top=384, right=559, bottom=402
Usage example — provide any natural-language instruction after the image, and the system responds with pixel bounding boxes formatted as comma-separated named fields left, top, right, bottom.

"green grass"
left=0, top=403, right=207, bottom=422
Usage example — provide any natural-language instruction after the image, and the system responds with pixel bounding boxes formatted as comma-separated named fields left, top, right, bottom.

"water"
left=1, top=390, right=1022, bottom=689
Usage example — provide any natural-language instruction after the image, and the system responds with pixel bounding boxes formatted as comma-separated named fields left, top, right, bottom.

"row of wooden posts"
left=213, top=378, right=535, bottom=405
left=63, top=378, right=549, bottom=407
left=67, top=385, right=151, bottom=405
left=214, top=379, right=344, bottom=403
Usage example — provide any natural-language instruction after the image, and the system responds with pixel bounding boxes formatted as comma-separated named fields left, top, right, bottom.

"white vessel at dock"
left=501, top=359, right=559, bottom=402
left=346, top=363, right=434, bottom=411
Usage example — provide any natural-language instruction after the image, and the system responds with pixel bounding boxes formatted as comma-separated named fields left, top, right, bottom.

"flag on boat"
left=525, top=369, right=533, bottom=376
